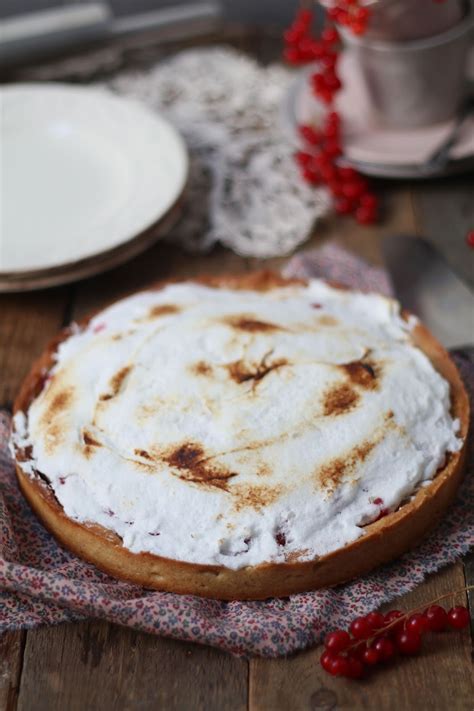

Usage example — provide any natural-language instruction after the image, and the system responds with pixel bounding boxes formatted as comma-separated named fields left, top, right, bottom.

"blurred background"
left=0, top=0, right=305, bottom=28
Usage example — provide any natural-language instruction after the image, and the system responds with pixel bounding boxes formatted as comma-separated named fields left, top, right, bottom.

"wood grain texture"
left=0, top=631, right=25, bottom=711
left=0, top=289, right=70, bottom=408
left=249, top=564, right=473, bottom=711
left=463, top=550, right=474, bottom=648
left=17, top=621, right=247, bottom=711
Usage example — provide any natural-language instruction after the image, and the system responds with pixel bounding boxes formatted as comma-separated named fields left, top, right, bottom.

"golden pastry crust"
left=13, top=271, right=470, bottom=600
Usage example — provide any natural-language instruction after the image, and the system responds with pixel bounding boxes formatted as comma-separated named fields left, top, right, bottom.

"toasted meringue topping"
left=12, top=280, right=462, bottom=568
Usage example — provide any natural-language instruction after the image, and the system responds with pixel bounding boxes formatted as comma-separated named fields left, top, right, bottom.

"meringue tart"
left=11, top=272, right=469, bottom=599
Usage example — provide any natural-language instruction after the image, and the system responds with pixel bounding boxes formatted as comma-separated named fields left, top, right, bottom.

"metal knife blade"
left=382, top=234, right=474, bottom=349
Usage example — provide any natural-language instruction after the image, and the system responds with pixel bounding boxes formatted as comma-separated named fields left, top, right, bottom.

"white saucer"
left=282, top=51, right=474, bottom=178
left=0, top=83, right=188, bottom=284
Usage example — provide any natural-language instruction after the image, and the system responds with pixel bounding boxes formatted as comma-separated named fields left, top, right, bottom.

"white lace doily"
left=105, top=48, right=328, bottom=257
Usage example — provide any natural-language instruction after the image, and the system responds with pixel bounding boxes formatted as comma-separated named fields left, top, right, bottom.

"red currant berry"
left=359, top=193, right=378, bottom=209
left=362, top=647, right=380, bottom=666
left=323, top=70, right=342, bottom=91
left=406, top=613, right=430, bottom=635
left=384, top=610, right=404, bottom=630
left=447, top=606, right=470, bottom=629
left=301, top=167, right=321, bottom=185
left=284, top=48, right=303, bottom=64
left=396, top=629, right=422, bottom=655
left=342, top=181, right=365, bottom=200
left=338, top=165, right=357, bottom=181
left=320, top=651, right=335, bottom=672
left=298, top=125, right=321, bottom=145
left=366, top=611, right=385, bottom=632
left=329, top=654, right=351, bottom=677
left=336, top=9, right=350, bottom=25
left=466, top=229, right=474, bottom=247
left=284, top=26, right=305, bottom=45
left=324, top=630, right=351, bottom=653
left=329, top=181, right=345, bottom=197
left=320, top=163, right=338, bottom=182
left=309, top=41, right=325, bottom=59
left=351, top=21, right=367, bottom=35
left=324, top=139, right=342, bottom=158
left=297, top=37, right=314, bottom=57
left=311, top=72, right=326, bottom=90
left=355, top=205, right=377, bottom=225
left=350, top=616, right=372, bottom=640
left=321, top=52, right=338, bottom=70
left=313, top=152, right=331, bottom=169
left=323, top=122, right=340, bottom=140
left=319, top=89, right=335, bottom=105
left=373, top=636, right=396, bottom=662
left=294, top=151, right=312, bottom=167
left=425, top=605, right=448, bottom=632
left=322, top=27, right=340, bottom=45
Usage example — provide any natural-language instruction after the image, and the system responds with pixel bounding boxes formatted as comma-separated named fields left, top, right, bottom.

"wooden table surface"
left=1, top=27, right=473, bottom=711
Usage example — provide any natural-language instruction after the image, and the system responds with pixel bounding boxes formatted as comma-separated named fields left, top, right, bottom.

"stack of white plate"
left=0, top=84, right=189, bottom=292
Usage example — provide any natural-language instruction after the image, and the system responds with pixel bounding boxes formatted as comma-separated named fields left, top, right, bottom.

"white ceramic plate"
left=282, top=52, right=474, bottom=179
left=0, top=83, right=188, bottom=274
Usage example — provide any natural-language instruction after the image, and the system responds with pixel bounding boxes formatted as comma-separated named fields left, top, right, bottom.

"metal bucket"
left=339, top=2, right=474, bottom=128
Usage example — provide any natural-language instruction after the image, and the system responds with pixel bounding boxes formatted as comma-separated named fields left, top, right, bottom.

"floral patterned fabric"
left=1, top=246, right=472, bottom=657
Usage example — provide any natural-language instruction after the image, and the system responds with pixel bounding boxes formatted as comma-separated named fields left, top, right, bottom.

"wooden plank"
left=249, top=564, right=473, bottom=711
left=411, top=178, right=474, bottom=289
left=0, top=631, right=25, bottom=711
left=17, top=621, right=248, bottom=711
left=464, top=551, right=474, bottom=644
left=0, top=288, right=71, bottom=409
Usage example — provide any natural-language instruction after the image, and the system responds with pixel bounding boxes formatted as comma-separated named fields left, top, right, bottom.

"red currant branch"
left=283, top=4, right=379, bottom=224
left=320, top=585, right=472, bottom=679
left=358, top=584, right=474, bottom=642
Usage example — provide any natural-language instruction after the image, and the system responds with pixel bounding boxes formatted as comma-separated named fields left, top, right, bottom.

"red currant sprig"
left=284, top=7, right=378, bottom=224
left=320, top=587, right=472, bottom=679
left=296, top=114, right=379, bottom=224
